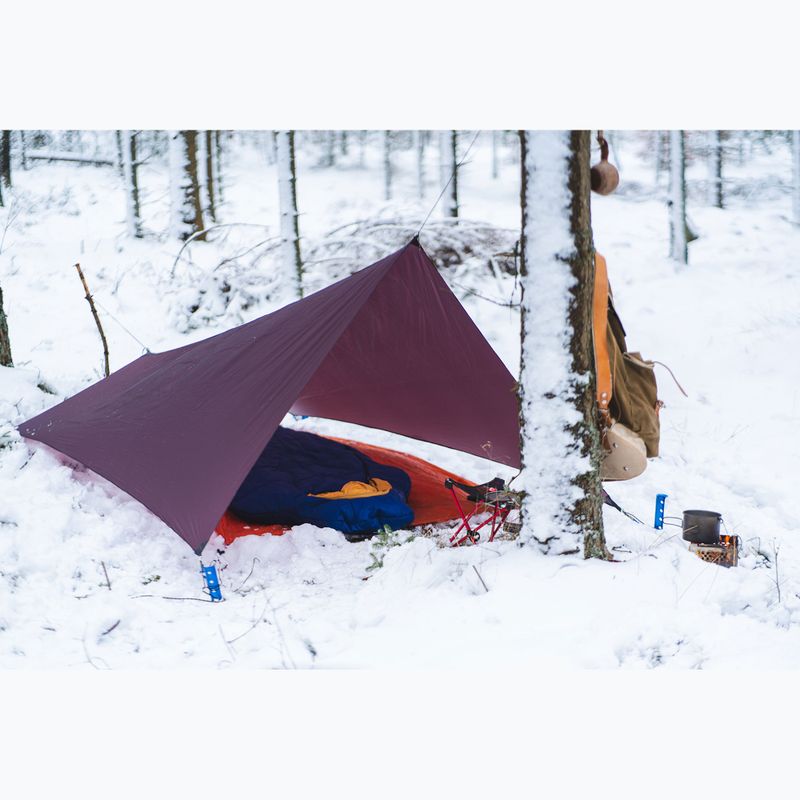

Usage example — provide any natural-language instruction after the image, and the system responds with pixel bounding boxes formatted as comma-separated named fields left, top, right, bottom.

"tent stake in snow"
left=201, top=562, right=223, bottom=602
left=74, top=263, right=110, bottom=377
left=654, top=494, right=668, bottom=530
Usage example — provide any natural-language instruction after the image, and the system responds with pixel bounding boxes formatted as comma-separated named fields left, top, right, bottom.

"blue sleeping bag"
left=230, top=427, right=414, bottom=534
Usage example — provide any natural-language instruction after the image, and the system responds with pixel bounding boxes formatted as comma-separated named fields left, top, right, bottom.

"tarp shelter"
left=19, top=240, right=521, bottom=553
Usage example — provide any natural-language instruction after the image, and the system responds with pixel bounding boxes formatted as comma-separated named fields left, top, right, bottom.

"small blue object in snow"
left=654, top=494, right=668, bottom=530
left=201, top=563, right=223, bottom=602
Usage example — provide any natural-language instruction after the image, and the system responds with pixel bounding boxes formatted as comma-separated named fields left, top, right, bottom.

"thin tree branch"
left=74, top=263, right=110, bottom=377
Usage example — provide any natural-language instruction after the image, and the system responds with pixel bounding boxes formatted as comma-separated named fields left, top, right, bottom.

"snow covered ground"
left=1, top=132, right=799, bottom=669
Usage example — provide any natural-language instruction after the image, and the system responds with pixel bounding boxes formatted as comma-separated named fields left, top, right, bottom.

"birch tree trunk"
left=793, top=131, right=800, bottom=225
left=440, top=130, right=458, bottom=218
left=383, top=131, right=392, bottom=201
left=491, top=130, right=500, bottom=179
left=0, top=283, right=12, bottom=367
left=169, top=130, right=205, bottom=241
left=669, top=130, right=688, bottom=264
left=197, top=131, right=217, bottom=224
left=708, top=130, right=724, bottom=208
left=120, top=130, right=142, bottom=238
left=414, top=130, right=425, bottom=200
left=1, top=130, right=11, bottom=189
left=517, top=130, right=607, bottom=558
left=276, top=130, right=303, bottom=298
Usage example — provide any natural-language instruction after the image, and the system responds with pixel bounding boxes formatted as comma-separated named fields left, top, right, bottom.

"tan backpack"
left=593, top=254, right=670, bottom=481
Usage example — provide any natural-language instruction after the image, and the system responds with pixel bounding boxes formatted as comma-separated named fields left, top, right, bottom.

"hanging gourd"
left=591, top=131, right=620, bottom=195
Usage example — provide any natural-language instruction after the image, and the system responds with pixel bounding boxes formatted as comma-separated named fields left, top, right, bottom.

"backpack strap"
left=593, top=252, right=612, bottom=427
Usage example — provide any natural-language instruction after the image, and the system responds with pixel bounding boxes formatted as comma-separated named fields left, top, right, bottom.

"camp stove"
left=682, top=509, right=740, bottom=568
left=687, top=536, right=740, bottom=568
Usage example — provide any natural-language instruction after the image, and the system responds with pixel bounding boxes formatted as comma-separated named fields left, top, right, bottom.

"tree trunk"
left=793, top=131, right=800, bottom=225
left=115, top=131, right=124, bottom=179
left=492, top=130, right=500, bottom=179
left=339, top=131, right=348, bottom=156
left=414, top=130, right=425, bottom=200
left=205, top=130, right=217, bottom=223
left=214, top=130, right=224, bottom=207
left=708, top=130, right=724, bottom=208
left=517, top=130, right=608, bottom=558
left=669, top=130, right=688, bottom=264
left=325, top=131, right=335, bottom=167
left=383, top=131, right=392, bottom=201
left=358, top=131, right=367, bottom=168
left=606, top=131, right=622, bottom=171
left=276, top=130, right=303, bottom=298
left=440, top=130, right=458, bottom=218
left=1, top=130, right=11, bottom=189
left=0, top=282, right=12, bottom=367
left=197, top=131, right=217, bottom=224
left=168, top=130, right=205, bottom=241
left=120, top=130, right=142, bottom=238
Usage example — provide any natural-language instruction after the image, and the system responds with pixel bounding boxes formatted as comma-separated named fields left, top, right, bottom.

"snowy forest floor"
left=1, top=134, right=799, bottom=669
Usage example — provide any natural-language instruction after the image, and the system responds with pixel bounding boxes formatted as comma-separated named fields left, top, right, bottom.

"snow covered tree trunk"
left=383, top=131, right=392, bottom=201
left=266, top=131, right=277, bottom=165
left=669, top=130, right=688, bottom=264
left=358, top=131, right=367, bottom=168
left=414, top=130, right=425, bottom=200
left=439, top=130, right=458, bottom=218
left=708, top=130, right=723, bottom=208
left=1, top=130, right=11, bottom=189
left=114, top=131, right=124, bottom=179
left=168, top=130, right=205, bottom=241
left=653, top=131, right=661, bottom=185
left=276, top=130, right=303, bottom=298
left=0, top=283, right=12, bottom=367
left=339, top=131, right=348, bottom=156
left=492, top=130, right=500, bottom=179
left=197, top=132, right=208, bottom=217
left=517, top=130, right=607, bottom=558
left=120, top=130, right=142, bottom=239
left=197, top=131, right=217, bottom=224
left=793, top=130, right=800, bottom=225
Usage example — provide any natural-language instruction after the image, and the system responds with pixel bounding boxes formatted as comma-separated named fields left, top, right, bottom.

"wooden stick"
left=101, top=560, right=111, bottom=591
left=75, top=263, right=110, bottom=377
left=472, top=565, right=489, bottom=593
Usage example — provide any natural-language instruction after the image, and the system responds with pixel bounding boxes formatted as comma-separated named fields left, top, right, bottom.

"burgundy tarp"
left=19, top=241, right=520, bottom=553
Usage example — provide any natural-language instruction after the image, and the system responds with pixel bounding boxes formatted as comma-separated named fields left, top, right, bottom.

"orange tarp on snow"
left=215, top=437, right=477, bottom=546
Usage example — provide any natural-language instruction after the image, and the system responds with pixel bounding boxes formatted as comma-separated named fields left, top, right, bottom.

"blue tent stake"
left=654, top=494, right=668, bottom=530
left=201, top=563, right=223, bottom=602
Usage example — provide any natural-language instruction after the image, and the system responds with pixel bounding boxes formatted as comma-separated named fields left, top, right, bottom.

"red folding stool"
left=444, top=477, right=519, bottom=546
